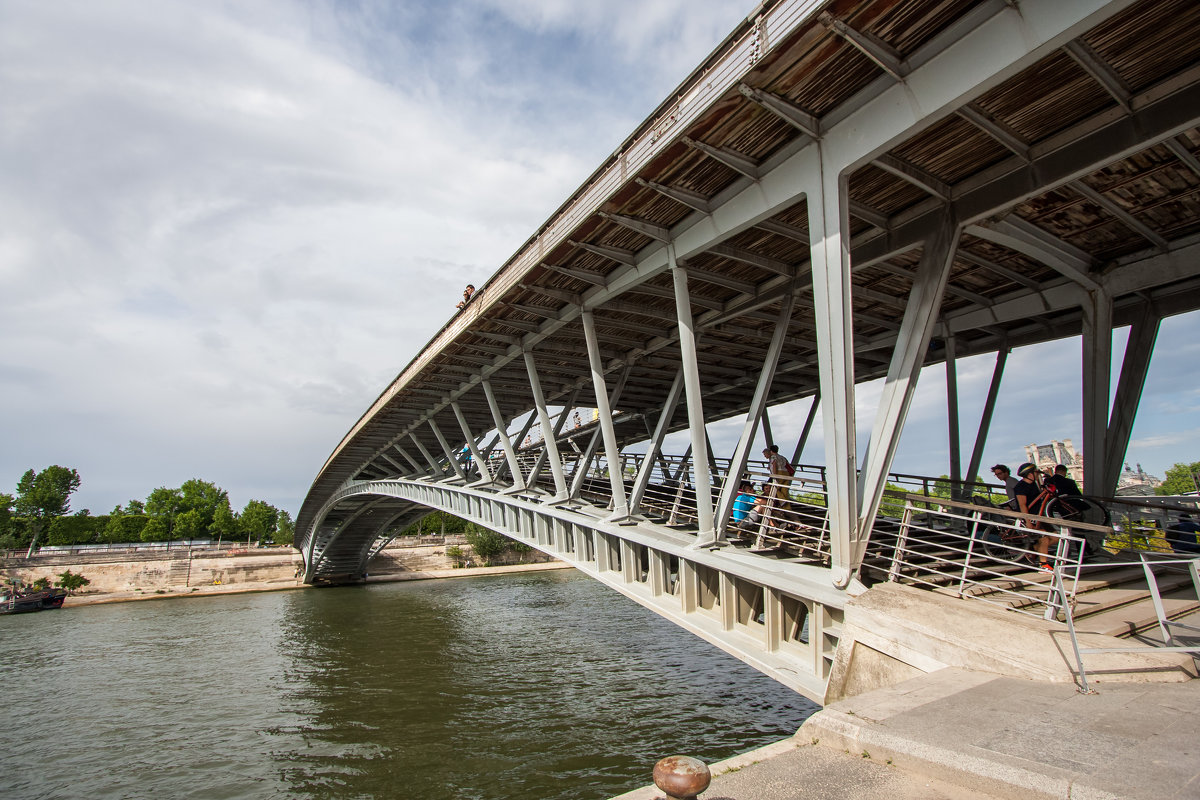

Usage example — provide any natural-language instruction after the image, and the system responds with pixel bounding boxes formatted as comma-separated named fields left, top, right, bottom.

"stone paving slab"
left=803, top=668, right=1200, bottom=800
left=612, top=668, right=1200, bottom=799
left=609, top=738, right=1005, bottom=800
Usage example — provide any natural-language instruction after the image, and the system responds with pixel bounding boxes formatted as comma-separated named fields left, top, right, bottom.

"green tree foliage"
left=274, top=510, right=295, bottom=547
left=239, top=500, right=279, bottom=544
left=103, top=513, right=149, bottom=544
left=46, top=515, right=110, bottom=546
left=179, top=479, right=230, bottom=532
left=145, top=486, right=184, bottom=532
left=125, top=499, right=145, bottom=514
left=30, top=576, right=51, bottom=591
left=1157, top=461, right=1200, bottom=496
left=141, top=517, right=170, bottom=542
left=15, top=465, right=81, bottom=555
left=55, top=569, right=91, bottom=593
left=174, top=509, right=206, bottom=540
left=0, top=492, right=13, bottom=537
left=210, top=504, right=238, bottom=543
left=464, top=526, right=510, bottom=564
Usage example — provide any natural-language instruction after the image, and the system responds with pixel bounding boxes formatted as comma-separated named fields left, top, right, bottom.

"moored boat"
left=1, top=587, right=68, bottom=614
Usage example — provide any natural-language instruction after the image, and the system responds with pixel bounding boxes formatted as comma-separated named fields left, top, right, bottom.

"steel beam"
left=857, top=220, right=960, bottom=561
left=1103, top=305, right=1160, bottom=493
left=481, top=380, right=527, bottom=491
left=791, top=392, right=821, bottom=466
left=715, top=291, right=797, bottom=538
left=965, top=347, right=1008, bottom=492
left=629, top=368, right=685, bottom=515
left=581, top=310, right=630, bottom=519
left=451, top=401, right=492, bottom=484
left=428, top=420, right=467, bottom=482
left=524, top=352, right=569, bottom=501
left=1080, top=288, right=1113, bottom=496
left=670, top=246, right=715, bottom=543
left=808, top=164, right=858, bottom=585
left=945, top=333, right=962, bottom=487
left=409, top=433, right=444, bottom=477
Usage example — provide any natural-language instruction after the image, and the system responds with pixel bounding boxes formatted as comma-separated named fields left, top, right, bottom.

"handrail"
left=1054, top=552, right=1200, bottom=693
left=905, top=492, right=1114, bottom=534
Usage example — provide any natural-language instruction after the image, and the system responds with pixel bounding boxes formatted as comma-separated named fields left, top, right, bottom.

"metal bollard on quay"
left=652, top=755, right=711, bottom=800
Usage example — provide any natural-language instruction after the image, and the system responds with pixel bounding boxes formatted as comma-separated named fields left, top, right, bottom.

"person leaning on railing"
left=1166, top=513, right=1200, bottom=555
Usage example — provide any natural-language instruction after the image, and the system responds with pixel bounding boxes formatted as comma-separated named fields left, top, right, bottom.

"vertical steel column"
left=408, top=433, right=444, bottom=477
left=715, top=291, right=796, bottom=537
left=580, top=310, right=629, bottom=519
left=964, top=346, right=1008, bottom=491
left=790, top=392, right=821, bottom=466
left=428, top=419, right=467, bottom=482
left=523, top=351, right=569, bottom=501
left=669, top=245, right=715, bottom=542
left=761, top=407, right=776, bottom=450
left=808, top=167, right=858, bottom=584
left=1103, top=305, right=1160, bottom=494
left=629, top=368, right=685, bottom=515
left=451, top=402, right=492, bottom=484
left=481, top=379, right=527, bottom=491
left=857, top=219, right=959, bottom=564
left=945, top=332, right=963, bottom=489
left=1081, top=288, right=1113, bottom=496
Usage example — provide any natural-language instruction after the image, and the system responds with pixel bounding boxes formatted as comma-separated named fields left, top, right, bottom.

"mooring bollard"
left=652, top=755, right=711, bottom=800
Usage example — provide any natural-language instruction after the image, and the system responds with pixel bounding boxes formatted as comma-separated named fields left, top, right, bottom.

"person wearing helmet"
left=1014, top=462, right=1053, bottom=569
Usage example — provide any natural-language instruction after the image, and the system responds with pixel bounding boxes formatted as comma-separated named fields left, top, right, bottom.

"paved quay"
left=613, top=668, right=1200, bottom=800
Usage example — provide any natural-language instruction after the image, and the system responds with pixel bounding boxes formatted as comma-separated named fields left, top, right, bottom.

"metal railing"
left=884, top=494, right=1090, bottom=622
left=1054, top=551, right=1200, bottom=693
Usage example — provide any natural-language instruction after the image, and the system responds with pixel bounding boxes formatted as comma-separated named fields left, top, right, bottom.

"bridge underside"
left=297, top=0, right=1200, bottom=699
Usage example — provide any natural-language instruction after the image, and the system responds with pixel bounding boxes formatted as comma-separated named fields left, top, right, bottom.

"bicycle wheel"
left=1045, top=495, right=1110, bottom=527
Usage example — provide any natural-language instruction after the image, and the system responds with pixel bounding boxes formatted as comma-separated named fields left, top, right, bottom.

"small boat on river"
left=1, top=586, right=68, bottom=614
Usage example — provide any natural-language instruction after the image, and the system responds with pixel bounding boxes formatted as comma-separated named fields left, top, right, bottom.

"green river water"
left=0, top=570, right=815, bottom=799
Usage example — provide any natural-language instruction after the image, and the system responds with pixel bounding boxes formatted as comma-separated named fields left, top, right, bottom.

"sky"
left=2, top=0, right=1198, bottom=518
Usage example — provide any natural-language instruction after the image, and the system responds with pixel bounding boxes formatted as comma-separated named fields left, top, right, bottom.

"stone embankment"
left=1, top=537, right=564, bottom=606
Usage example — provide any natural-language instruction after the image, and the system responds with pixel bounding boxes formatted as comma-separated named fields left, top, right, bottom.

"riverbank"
left=56, top=560, right=575, bottom=606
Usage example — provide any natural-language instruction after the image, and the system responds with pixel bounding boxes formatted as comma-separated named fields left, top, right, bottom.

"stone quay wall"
left=1, top=539, right=557, bottom=596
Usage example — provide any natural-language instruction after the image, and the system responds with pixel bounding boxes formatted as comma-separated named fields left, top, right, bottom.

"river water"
left=1, top=570, right=816, bottom=800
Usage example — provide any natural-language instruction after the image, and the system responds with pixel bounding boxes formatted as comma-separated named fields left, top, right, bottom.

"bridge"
left=297, top=0, right=1200, bottom=704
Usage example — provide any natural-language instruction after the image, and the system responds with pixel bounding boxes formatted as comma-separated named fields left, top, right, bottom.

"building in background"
left=1114, top=463, right=1162, bottom=496
left=1025, top=439, right=1084, bottom=484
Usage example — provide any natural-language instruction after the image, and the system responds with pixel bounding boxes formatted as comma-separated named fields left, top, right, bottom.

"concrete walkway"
left=614, top=668, right=1200, bottom=799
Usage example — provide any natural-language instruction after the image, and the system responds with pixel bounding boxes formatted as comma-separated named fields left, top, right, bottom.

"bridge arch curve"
left=304, top=478, right=846, bottom=701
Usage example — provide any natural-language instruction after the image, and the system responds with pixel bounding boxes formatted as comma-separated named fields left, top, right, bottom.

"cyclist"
left=1015, top=462, right=1055, bottom=570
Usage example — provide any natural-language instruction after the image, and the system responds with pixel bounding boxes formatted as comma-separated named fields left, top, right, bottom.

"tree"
left=210, top=504, right=238, bottom=545
left=1157, top=461, right=1200, bottom=496
left=174, top=509, right=205, bottom=541
left=0, top=492, right=13, bottom=537
left=179, top=479, right=230, bottom=532
left=239, top=500, right=278, bottom=545
left=140, top=516, right=170, bottom=542
left=144, top=486, right=184, bottom=529
left=274, top=510, right=295, bottom=547
left=15, top=465, right=81, bottom=557
left=125, top=499, right=145, bottom=515
left=464, top=526, right=509, bottom=564
left=55, top=569, right=90, bottom=593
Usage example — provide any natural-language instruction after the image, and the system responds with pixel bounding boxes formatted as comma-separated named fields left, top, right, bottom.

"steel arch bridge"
left=298, top=0, right=1200, bottom=702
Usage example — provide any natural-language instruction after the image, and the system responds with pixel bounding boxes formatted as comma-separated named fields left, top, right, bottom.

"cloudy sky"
left=2, top=0, right=1198, bottom=518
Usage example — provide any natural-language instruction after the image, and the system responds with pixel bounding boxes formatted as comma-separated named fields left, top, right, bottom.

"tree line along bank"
left=0, top=466, right=294, bottom=551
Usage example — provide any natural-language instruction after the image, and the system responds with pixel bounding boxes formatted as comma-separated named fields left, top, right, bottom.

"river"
left=1, top=570, right=816, bottom=799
